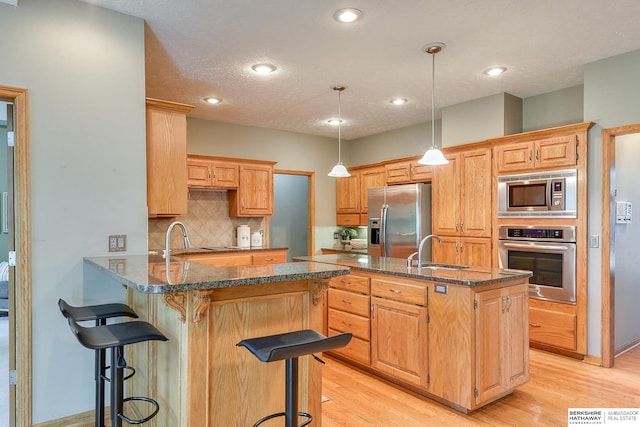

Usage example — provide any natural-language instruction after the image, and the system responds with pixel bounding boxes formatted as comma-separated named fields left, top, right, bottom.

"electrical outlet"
left=108, top=234, right=127, bottom=252
left=333, top=232, right=340, bottom=239
left=589, top=235, right=599, bottom=248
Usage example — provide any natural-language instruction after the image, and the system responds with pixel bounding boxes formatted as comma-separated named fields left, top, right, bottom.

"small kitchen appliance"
left=237, top=225, right=250, bottom=248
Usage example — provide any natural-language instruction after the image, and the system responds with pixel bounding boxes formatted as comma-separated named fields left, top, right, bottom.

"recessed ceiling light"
left=204, top=97, right=221, bottom=105
left=390, top=98, right=407, bottom=106
left=252, top=63, right=277, bottom=74
left=327, top=119, right=343, bottom=126
left=334, top=8, right=363, bottom=23
left=483, top=66, right=507, bottom=77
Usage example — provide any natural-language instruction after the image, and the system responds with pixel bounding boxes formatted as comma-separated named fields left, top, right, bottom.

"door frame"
left=0, top=85, right=32, bottom=427
left=600, top=123, right=640, bottom=368
left=272, top=169, right=315, bottom=256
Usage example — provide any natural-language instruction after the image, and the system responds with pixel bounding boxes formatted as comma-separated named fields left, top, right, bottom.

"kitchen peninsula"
left=294, top=253, right=533, bottom=413
left=84, top=253, right=349, bottom=426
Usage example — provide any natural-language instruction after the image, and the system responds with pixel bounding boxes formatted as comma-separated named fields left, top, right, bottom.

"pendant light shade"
left=418, top=43, right=449, bottom=166
left=328, top=86, right=351, bottom=177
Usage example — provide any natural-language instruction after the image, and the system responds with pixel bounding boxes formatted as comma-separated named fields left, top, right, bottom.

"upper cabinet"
left=229, top=161, right=275, bottom=217
left=188, top=154, right=276, bottom=217
left=146, top=98, right=194, bottom=217
left=495, top=135, right=577, bottom=173
left=336, top=165, right=386, bottom=226
left=432, top=147, right=492, bottom=267
left=187, top=155, right=239, bottom=188
left=385, top=159, right=433, bottom=184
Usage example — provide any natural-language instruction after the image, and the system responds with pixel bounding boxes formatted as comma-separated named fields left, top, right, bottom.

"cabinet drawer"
left=529, top=307, right=577, bottom=351
left=337, top=213, right=360, bottom=226
left=252, top=251, right=286, bottom=265
left=328, top=289, right=370, bottom=317
left=328, top=328, right=370, bottom=365
left=328, top=308, right=370, bottom=340
left=330, top=274, right=370, bottom=294
left=371, top=277, right=427, bottom=306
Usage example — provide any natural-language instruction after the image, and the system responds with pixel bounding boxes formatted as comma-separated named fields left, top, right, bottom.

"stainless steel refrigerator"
left=367, top=183, right=432, bottom=259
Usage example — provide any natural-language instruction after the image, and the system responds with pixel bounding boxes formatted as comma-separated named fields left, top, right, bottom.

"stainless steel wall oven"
left=498, top=225, right=576, bottom=304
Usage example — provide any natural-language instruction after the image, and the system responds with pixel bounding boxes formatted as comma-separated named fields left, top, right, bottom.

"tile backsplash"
left=148, top=190, right=265, bottom=250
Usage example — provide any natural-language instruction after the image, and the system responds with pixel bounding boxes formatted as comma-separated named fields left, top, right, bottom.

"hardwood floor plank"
left=322, top=347, right=640, bottom=426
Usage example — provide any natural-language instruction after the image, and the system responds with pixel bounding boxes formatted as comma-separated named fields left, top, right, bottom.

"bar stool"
left=58, top=299, right=138, bottom=427
left=237, top=329, right=352, bottom=427
left=65, top=314, right=168, bottom=426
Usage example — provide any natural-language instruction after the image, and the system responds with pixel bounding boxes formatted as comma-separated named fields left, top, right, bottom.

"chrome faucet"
left=164, top=221, right=191, bottom=258
left=407, top=234, right=443, bottom=268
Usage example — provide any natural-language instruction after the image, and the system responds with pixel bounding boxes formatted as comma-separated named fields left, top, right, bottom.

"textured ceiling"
left=79, top=0, right=640, bottom=140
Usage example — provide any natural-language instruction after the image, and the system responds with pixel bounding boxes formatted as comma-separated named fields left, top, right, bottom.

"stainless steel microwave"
left=497, top=169, right=577, bottom=217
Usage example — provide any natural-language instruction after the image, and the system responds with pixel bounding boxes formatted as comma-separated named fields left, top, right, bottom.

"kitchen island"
left=294, top=254, right=533, bottom=413
left=84, top=254, right=349, bottom=426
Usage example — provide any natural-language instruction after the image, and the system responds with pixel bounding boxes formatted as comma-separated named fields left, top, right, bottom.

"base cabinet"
left=326, top=271, right=530, bottom=412
left=177, top=249, right=287, bottom=267
left=475, top=285, right=529, bottom=404
left=528, top=298, right=578, bottom=352
left=432, top=236, right=492, bottom=268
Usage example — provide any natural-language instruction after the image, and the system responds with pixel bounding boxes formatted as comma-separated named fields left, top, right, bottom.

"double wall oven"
left=498, top=225, right=577, bottom=304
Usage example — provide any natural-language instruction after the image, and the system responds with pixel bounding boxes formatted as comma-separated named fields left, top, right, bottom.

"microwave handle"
left=501, top=241, right=570, bottom=252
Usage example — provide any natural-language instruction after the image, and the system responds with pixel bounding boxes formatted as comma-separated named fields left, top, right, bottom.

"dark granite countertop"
left=84, top=253, right=349, bottom=294
left=293, top=254, right=532, bottom=286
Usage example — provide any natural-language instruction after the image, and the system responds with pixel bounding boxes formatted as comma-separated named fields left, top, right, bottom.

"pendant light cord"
left=338, top=89, right=342, bottom=163
left=431, top=49, right=436, bottom=149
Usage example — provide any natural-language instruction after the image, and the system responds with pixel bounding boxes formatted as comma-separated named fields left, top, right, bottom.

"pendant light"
left=418, top=43, right=449, bottom=166
left=328, top=85, right=351, bottom=177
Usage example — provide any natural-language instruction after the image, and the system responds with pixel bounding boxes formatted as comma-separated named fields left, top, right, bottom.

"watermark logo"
left=568, top=408, right=640, bottom=426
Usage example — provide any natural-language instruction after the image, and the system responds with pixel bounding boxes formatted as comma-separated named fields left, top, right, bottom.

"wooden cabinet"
left=495, top=135, right=577, bottom=173
left=327, top=273, right=371, bottom=364
left=432, top=148, right=492, bottom=267
left=228, top=161, right=275, bottom=217
left=432, top=236, right=492, bottom=268
left=187, top=155, right=239, bottom=188
left=385, top=159, right=433, bottom=184
left=475, top=285, right=529, bottom=404
left=177, top=249, right=287, bottom=267
left=336, top=165, right=385, bottom=226
left=146, top=98, right=194, bottom=217
left=528, top=298, right=578, bottom=352
left=370, top=275, right=428, bottom=387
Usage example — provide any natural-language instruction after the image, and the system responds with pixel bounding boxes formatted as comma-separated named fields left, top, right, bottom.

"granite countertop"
left=84, top=253, right=349, bottom=294
left=293, top=254, right=532, bottom=286
left=149, top=246, right=289, bottom=256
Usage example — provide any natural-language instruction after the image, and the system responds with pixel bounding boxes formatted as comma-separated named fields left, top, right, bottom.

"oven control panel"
left=498, top=225, right=576, bottom=242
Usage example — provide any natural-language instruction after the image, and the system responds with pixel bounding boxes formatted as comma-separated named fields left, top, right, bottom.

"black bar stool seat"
left=66, top=316, right=168, bottom=426
left=58, top=299, right=138, bottom=427
left=238, top=329, right=352, bottom=427
left=58, top=299, right=138, bottom=323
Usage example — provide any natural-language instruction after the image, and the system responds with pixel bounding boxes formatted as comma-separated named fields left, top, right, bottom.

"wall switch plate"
left=589, top=235, right=599, bottom=248
left=108, top=234, right=127, bottom=252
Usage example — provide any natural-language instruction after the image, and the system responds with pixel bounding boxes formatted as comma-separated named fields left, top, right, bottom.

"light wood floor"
left=322, top=347, right=640, bottom=426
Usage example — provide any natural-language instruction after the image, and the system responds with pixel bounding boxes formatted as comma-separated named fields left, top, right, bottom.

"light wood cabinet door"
left=432, top=237, right=460, bottom=265
left=475, top=285, right=529, bottom=404
left=187, top=157, right=213, bottom=187
left=360, top=166, right=386, bottom=215
left=432, top=154, right=459, bottom=235
left=371, top=296, right=428, bottom=387
left=336, top=172, right=360, bottom=214
left=535, top=135, right=577, bottom=169
left=385, top=161, right=412, bottom=184
left=460, top=149, right=491, bottom=237
left=495, top=135, right=577, bottom=173
left=146, top=98, right=193, bottom=217
left=460, top=237, right=492, bottom=268
left=230, top=163, right=273, bottom=216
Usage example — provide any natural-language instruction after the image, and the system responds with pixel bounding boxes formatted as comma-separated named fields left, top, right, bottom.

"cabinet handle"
left=264, top=258, right=274, bottom=261
left=535, top=148, right=539, bottom=162
left=529, top=322, right=541, bottom=327
left=342, top=321, right=352, bottom=327
left=342, top=299, right=352, bottom=304
left=389, top=289, right=402, bottom=294
left=529, top=151, right=533, bottom=163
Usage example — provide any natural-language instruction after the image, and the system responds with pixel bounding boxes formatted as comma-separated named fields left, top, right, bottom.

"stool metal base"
left=253, top=411, right=312, bottom=427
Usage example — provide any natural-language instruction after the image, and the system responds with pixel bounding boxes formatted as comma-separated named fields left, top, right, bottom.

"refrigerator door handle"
left=380, top=205, right=388, bottom=257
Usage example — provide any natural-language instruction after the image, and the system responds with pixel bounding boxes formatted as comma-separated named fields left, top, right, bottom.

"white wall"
left=187, top=118, right=341, bottom=250
left=584, top=48, right=640, bottom=356
left=0, top=0, right=146, bottom=422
